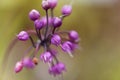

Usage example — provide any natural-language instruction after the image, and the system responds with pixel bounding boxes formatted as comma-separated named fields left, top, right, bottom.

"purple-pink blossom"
left=17, top=31, right=29, bottom=41
left=61, top=5, right=72, bottom=16
left=14, top=61, right=23, bottom=73
left=29, top=9, right=40, bottom=21
left=40, top=51, right=53, bottom=63
left=13, top=0, right=80, bottom=78
left=49, top=62, right=66, bottom=76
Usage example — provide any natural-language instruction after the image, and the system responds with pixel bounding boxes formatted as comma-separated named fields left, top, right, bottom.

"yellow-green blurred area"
left=1, top=0, right=120, bottom=80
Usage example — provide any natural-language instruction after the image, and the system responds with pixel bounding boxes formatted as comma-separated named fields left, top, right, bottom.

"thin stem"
left=44, top=10, right=49, bottom=39
left=22, top=46, right=33, bottom=60
left=48, top=47, right=59, bottom=63
left=34, top=43, right=39, bottom=57
left=52, top=27, right=56, bottom=34
left=44, top=43, right=47, bottom=52
left=24, top=46, right=33, bottom=55
left=60, top=15, right=66, bottom=20
left=29, top=36, right=36, bottom=48
left=55, top=31, right=69, bottom=34
left=51, top=9, right=53, bottom=17
left=51, top=9, right=56, bottom=34
left=35, top=28, right=42, bottom=40
left=38, top=30, right=42, bottom=40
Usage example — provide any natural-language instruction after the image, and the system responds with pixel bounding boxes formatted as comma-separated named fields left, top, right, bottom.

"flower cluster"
left=14, top=0, right=80, bottom=76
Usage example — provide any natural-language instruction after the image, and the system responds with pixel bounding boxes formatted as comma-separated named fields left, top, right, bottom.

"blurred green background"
left=1, top=0, right=120, bottom=80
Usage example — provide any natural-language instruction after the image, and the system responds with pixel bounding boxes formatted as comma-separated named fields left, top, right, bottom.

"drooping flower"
left=14, top=61, right=23, bottom=73
left=49, top=62, right=66, bottom=76
left=22, top=57, right=35, bottom=69
left=40, top=51, right=53, bottom=63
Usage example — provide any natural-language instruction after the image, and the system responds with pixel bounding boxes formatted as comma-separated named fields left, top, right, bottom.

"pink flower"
left=14, top=61, right=23, bottom=73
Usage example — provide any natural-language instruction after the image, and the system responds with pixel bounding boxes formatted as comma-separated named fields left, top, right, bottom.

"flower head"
left=14, top=0, right=80, bottom=78
left=48, top=0, right=58, bottom=9
left=52, top=17, right=62, bottom=28
left=49, top=62, right=66, bottom=76
left=61, top=41, right=74, bottom=52
left=41, top=16, right=53, bottom=26
left=17, top=31, right=29, bottom=41
left=14, top=61, right=23, bottom=73
left=23, top=57, right=35, bottom=69
left=51, top=34, right=61, bottom=46
left=29, top=9, right=40, bottom=21
left=34, top=19, right=44, bottom=29
left=69, top=30, right=79, bottom=42
left=40, top=51, right=53, bottom=63
left=61, top=5, right=72, bottom=16
left=42, top=0, right=51, bottom=10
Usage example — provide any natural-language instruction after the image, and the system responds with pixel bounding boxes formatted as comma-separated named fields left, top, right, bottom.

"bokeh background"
left=0, top=0, right=120, bottom=80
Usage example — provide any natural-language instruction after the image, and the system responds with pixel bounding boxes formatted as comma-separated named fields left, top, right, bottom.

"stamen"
left=67, top=51, right=73, bottom=58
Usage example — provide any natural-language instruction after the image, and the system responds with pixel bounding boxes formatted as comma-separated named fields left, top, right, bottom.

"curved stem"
left=35, top=28, right=42, bottom=40
left=29, top=36, right=36, bottom=48
left=60, top=15, right=66, bottom=20
left=2, top=37, right=18, bottom=70
left=52, top=27, right=56, bottom=34
left=27, top=29, right=36, bottom=35
left=22, top=46, right=33, bottom=60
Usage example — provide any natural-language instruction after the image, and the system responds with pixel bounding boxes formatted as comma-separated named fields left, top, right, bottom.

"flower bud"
left=69, top=30, right=79, bottom=42
left=49, top=62, right=66, bottom=76
left=52, top=17, right=62, bottom=28
left=23, top=57, right=35, bottom=69
left=41, top=16, right=52, bottom=26
left=42, top=0, right=51, bottom=10
left=48, top=0, right=58, bottom=9
left=49, top=49, right=57, bottom=56
left=61, top=41, right=75, bottom=52
left=14, top=61, right=23, bottom=73
left=40, top=51, right=53, bottom=63
left=61, top=41, right=76, bottom=57
left=51, top=34, right=61, bottom=46
left=17, top=31, right=29, bottom=41
left=29, top=9, right=40, bottom=21
left=34, top=19, right=44, bottom=29
left=61, top=5, right=72, bottom=16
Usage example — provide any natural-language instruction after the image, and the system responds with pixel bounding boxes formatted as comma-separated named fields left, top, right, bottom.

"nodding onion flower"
left=6, top=0, right=80, bottom=77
